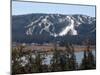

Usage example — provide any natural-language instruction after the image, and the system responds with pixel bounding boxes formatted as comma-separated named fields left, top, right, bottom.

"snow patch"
left=59, top=16, right=78, bottom=36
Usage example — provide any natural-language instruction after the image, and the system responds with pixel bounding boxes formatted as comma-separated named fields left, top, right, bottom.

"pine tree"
left=80, top=40, right=96, bottom=70
left=50, top=45, right=61, bottom=71
left=65, top=43, right=77, bottom=70
left=50, top=42, right=77, bottom=72
left=12, top=45, right=27, bottom=74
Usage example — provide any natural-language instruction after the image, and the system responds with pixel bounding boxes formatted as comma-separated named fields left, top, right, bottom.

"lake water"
left=19, top=50, right=96, bottom=67
left=42, top=50, right=96, bottom=65
left=75, top=50, right=96, bottom=65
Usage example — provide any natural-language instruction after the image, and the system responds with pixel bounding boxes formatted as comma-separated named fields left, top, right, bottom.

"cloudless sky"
left=12, top=1, right=96, bottom=17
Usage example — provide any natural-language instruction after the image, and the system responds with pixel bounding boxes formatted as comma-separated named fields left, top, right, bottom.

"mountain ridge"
left=12, top=13, right=96, bottom=44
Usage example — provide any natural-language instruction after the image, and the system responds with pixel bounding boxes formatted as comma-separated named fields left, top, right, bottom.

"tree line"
left=12, top=42, right=96, bottom=74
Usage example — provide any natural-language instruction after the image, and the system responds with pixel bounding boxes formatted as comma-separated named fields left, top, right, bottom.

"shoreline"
left=12, top=44, right=96, bottom=53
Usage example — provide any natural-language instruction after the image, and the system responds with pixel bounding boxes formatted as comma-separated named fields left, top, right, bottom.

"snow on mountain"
left=24, top=14, right=95, bottom=37
left=12, top=14, right=95, bottom=38
left=59, top=16, right=78, bottom=36
left=25, top=15, right=56, bottom=36
left=12, top=14, right=96, bottom=44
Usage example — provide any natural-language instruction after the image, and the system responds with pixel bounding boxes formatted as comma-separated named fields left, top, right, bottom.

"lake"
left=42, top=50, right=96, bottom=65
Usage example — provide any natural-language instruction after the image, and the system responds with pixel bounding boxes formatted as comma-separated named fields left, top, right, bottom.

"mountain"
left=12, top=13, right=96, bottom=45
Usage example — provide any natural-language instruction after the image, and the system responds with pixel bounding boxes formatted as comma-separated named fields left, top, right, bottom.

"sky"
left=12, top=1, right=96, bottom=17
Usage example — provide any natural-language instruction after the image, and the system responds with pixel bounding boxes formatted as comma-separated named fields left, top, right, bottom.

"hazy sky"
left=12, top=1, right=96, bottom=17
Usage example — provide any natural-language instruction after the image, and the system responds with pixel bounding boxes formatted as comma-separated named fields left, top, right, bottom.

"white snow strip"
left=25, top=16, right=43, bottom=28
left=78, top=16, right=84, bottom=23
left=59, top=16, right=78, bottom=36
